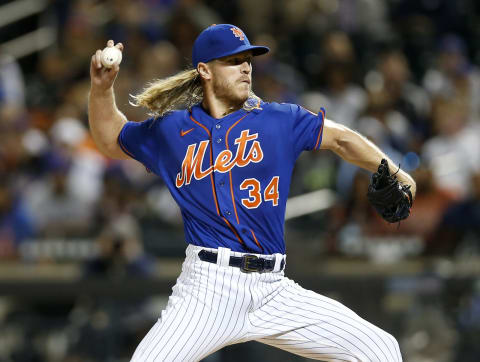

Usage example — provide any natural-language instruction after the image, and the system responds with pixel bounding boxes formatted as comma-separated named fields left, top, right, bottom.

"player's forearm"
left=328, top=124, right=417, bottom=197
left=88, top=87, right=128, bottom=159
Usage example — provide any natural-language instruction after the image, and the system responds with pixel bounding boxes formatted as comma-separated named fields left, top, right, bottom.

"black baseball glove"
left=367, top=159, right=413, bottom=223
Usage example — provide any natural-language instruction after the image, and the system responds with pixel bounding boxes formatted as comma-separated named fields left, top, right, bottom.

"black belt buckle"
left=241, top=254, right=260, bottom=273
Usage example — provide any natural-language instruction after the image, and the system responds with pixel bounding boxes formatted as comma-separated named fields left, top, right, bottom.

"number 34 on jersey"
left=175, top=129, right=280, bottom=209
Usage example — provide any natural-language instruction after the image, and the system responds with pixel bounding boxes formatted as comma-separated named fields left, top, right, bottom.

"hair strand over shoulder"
left=130, top=68, right=203, bottom=117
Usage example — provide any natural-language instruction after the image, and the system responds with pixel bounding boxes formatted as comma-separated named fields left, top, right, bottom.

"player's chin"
left=236, top=86, right=250, bottom=101
left=236, top=93, right=249, bottom=105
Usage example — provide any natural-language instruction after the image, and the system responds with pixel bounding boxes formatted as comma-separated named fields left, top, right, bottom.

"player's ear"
left=197, top=62, right=212, bottom=81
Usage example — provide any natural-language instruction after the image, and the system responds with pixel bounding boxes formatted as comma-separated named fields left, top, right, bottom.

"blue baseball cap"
left=192, top=24, right=269, bottom=68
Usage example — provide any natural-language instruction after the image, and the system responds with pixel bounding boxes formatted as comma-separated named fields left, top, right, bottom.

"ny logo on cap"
left=230, top=27, right=245, bottom=41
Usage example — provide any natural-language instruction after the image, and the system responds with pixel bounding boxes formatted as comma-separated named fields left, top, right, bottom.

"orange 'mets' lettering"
left=215, top=150, right=234, bottom=173
left=176, top=141, right=212, bottom=187
left=176, top=130, right=263, bottom=188
left=234, top=130, right=262, bottom=167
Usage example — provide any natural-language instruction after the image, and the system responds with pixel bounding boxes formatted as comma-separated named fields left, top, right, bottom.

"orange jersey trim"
left=189, top=112, right=245, bottom=247
left=189, top=114, right=220, bottom=216
left=225, top=114, right=248, bottom=225
left=250, top=229, right=264, bottom=252
left=314, top=108, right=326, bottom=150
left=223, top=217, right=244, bottom=245
left=117, top=132, right=136, bottom=159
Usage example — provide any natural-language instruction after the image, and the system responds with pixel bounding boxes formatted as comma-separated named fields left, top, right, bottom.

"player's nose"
left=240, top=61, right=251, bottom=74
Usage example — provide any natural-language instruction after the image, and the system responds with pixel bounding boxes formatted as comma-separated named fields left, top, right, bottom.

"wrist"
left=89, top=86, right=114, bottom=98
left=398, top=172, right=416, bottom=199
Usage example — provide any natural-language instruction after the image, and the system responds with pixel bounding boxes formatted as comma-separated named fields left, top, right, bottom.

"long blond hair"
left=130, top=68, right=262, bottom=118
left=130, top=69, right=202, bottom=117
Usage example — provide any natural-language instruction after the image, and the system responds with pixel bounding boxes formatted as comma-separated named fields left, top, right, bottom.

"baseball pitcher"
left=89, top=24, right=415, bottom=361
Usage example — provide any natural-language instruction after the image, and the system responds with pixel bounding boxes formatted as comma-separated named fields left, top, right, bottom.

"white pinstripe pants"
left=131, top=245, right=402, bottom=362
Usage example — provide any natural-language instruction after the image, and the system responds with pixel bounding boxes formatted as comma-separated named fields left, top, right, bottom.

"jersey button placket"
left=211, top=124, right=230, bottom=219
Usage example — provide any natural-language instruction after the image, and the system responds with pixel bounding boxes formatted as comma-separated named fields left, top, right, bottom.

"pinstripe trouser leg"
left=130, top=246, right=255, bottom=362
left=249, top=278, right=402, bottom=362
left=130, top=246, right=402, bottom=362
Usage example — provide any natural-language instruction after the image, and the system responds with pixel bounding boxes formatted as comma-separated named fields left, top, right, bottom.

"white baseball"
left=101, top=46, right=122, bottom=68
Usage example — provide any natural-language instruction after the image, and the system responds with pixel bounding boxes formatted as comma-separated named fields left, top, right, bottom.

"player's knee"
left=382, top=331, right=402, bottom=362
left=358, top=330, right=401, bottom=362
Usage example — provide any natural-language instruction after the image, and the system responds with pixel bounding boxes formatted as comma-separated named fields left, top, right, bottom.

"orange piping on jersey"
left=250, top=229, right=264, bottom=252
left=189, top=112, right=245, bottom=246
left=118, top=134, right=136, bottom=159
left=319, top=107, right=326, bottom=120
left=208, top=147, right=221, bottom=215
left=314, top=123, right=324, bottom=150
left=314, top=108, right=326, bottom=150
left=225, top=114, right=248, bottom=225
left=223, top=217, right=245, bottom=246
left=189, top=114, right=220, bottom=216
left=189, top=114, right=210, bottom=135
left=228, top=173, right=239, bottom=223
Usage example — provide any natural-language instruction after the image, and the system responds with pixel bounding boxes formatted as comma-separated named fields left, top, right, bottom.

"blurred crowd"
left=1, top=0, right=480, bottom=263
left=1, top=0, right=480, bottom=361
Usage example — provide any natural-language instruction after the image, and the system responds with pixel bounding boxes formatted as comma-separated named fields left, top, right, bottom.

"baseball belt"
left=198, top=249, right=285, bottom=273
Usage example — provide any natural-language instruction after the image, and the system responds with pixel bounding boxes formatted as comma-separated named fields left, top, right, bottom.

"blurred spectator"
left=423, top=34, right=480, bottom=121
left=427, top=172, right=480, bottom=255
left=138, top=41, right=181, bottom=82
left=356, top=90, right=408, bottom=154
left=328, top=164, right=458, bottom=257
left=421, top=97, right=480, bottom=199
left=84, top=215, right=153, bottom=278
left=365, top=166, right=455, bottom=244
left=325, top=171, right=374, bottom=255
left=50, top=117, right=106, bottom=204
left=96, top=165, right=139, bottom=226
left=0, top=52, right=25, bottom=108
left=167, top=3, right=220, bottom=68
left=118, top=40, right=182, bottom=122
left=301, top=31, right=367, bottom=129
left=369, top=48, right=431, bottom=145
left=0, top=106, right=32, bottom=177
left=238, top=0, right=276, bottom=35
left=0, top=176, right=35, bottom=258
left=253, top=33, right=305, bottom=103
left=336, top=90, right=404, bottom=196
left=336, top=0, right=392, bottom=41
left=390, top=0, right=471, bottom=78
left=401, top=299, right=458, bottom=362
left=23, top=115, right=106, bottom=238
left=1, top=1, right=480, bottom=359
left=27, top=49, right=72, bottom=115
left=58, top=0, right=104, bottom=71
left=25, top=151, right=94, bottom=238
left=454, top=280, right=480, bottom=361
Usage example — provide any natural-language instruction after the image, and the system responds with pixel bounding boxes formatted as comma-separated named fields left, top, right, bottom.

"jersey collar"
left=191, top=103, right=247, bottom=127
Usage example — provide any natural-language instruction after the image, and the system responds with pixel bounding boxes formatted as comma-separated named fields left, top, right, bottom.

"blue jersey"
left=118, top=100, right=325, bottom=255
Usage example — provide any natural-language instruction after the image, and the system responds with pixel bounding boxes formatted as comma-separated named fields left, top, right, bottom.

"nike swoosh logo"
left=180, top=128, right=194, bottom=137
